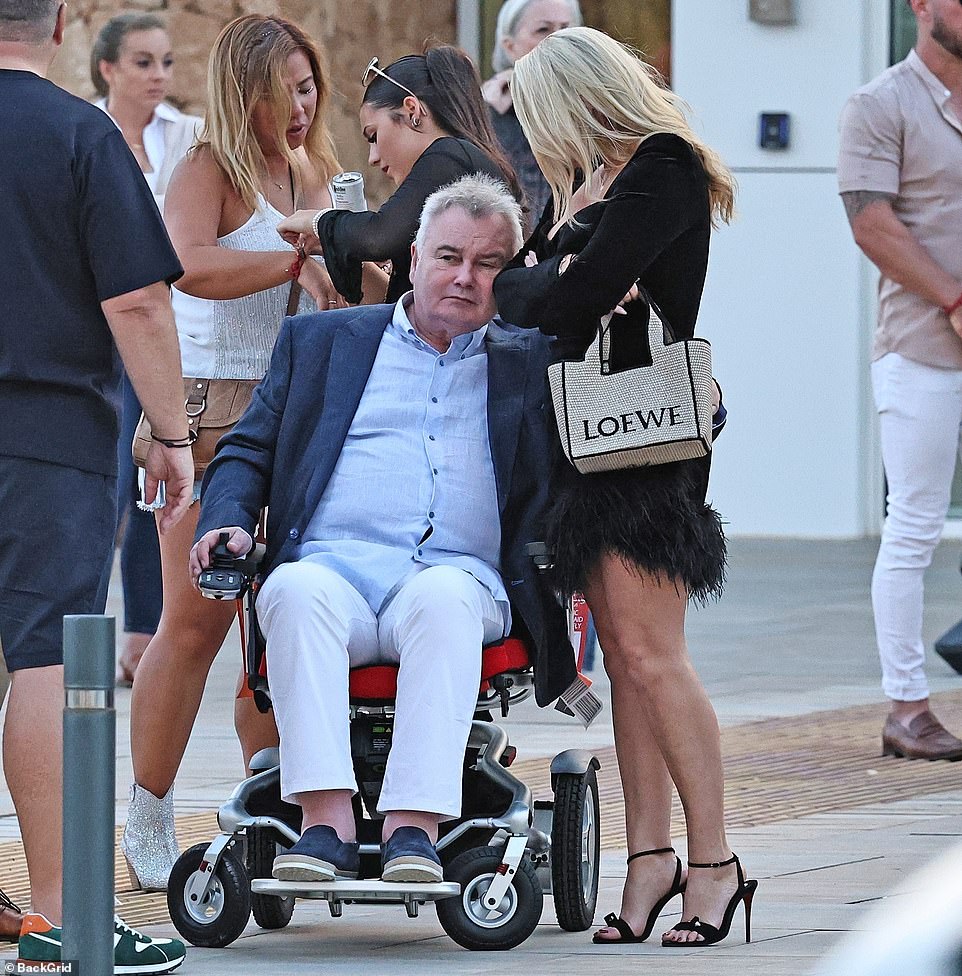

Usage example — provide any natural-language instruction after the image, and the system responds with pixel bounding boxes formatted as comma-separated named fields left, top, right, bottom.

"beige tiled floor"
left=3, top=539, right=962, bottom=974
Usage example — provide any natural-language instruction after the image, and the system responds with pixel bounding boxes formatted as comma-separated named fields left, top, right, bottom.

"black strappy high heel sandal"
left=592, top=846, right=686, bottom=944
left=661, top=853, right=758, bottom=947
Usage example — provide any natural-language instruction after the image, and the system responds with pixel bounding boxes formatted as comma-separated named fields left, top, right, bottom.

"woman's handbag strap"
left=185, top=379, right=210, bottom=418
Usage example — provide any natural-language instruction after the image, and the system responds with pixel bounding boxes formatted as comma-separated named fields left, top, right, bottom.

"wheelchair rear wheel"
left=437, top=845, right=543, bottom=950
left=167, top=842, right=251, bottom=948
left=248, top=826, right=296, bottom=930
left=551, top=767, right=600, bottom=930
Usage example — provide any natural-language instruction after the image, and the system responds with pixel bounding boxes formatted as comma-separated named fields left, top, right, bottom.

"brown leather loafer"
left=0, top=900, right=23, bottom=942
left=882, top=710, right=962, bottom=761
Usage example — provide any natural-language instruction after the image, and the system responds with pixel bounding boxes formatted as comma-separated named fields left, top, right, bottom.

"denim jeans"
left=116, top=373, right=163, bottom=634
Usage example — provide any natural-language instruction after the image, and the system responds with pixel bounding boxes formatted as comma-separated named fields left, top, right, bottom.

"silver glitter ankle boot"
left=121, top=784, right=179, bottom=892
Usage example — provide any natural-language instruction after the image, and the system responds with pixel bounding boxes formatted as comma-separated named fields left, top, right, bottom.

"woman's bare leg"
left=591, top=655, right=679, bottom=939
left=129, top=505, right=236, bottom=796
left=234, top=676, right=279, bottom=774
left=584, top=554, right=739, bottom=944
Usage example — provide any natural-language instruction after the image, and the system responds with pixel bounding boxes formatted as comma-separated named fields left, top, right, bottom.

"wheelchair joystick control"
left=198, top=531, right=247, bottom=601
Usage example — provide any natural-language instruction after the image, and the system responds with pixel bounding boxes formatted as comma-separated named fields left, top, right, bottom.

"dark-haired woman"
left=92, top=13, right=202, bottom=686
left=277, top=45, right=520, bottom=302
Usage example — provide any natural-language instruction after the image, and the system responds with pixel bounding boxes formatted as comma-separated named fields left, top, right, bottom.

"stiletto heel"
left=592, top=846, right=686, bottom=944
left=661, top=853, right=758, bottom=948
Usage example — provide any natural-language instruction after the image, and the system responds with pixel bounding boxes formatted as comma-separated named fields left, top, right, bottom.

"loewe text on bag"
left=548, top=298, right=713, bottom=473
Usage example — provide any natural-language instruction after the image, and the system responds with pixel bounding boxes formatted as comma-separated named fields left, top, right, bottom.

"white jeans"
left=871, top=352, right=962, bottom=701
left=256, top=561, right=503, bottom=817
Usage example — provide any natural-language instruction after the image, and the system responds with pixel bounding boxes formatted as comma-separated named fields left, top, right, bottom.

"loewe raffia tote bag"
left=548, top=298, right=713, bottom=473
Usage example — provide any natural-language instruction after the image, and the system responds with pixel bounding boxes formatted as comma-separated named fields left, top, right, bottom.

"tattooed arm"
left=841, top=190, right=962, bottom=331
left=840, top=189, right=896, bottom=226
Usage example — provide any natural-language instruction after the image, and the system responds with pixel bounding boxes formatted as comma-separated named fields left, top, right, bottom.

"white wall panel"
left=672, top=1, right=889, bottom=535
left=704, top=173, right=863, bottom=536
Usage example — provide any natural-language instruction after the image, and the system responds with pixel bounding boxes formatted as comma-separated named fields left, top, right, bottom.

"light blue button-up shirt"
left=300, top=295, right=510, bottom=632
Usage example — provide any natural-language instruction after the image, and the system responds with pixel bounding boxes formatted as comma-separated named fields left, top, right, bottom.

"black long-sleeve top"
left=318, top=136, right=508, bottom=305
left=494, top=133, right=712, bottom=372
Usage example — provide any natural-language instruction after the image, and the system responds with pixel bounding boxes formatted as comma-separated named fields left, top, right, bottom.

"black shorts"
left=0, top=456, right=116, bottom=671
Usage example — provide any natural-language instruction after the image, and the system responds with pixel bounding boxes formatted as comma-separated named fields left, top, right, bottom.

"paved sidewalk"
left=3, top=537, right=962, bottom=975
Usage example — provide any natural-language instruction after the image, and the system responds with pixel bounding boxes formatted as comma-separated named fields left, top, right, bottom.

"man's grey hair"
left=0, top=0, right=59, bottom=43
left=415, top=173, right=524, bottom=256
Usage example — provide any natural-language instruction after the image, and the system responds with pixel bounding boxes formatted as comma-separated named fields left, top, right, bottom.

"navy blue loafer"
left=381, top=826, right=443, bottom=883
left=272, top=825, right=360, bottom=882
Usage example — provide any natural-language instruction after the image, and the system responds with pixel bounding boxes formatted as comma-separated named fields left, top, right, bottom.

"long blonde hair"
left=511, top=27, right=735, bottom=228
left=196, top=14, right=338, bottom=211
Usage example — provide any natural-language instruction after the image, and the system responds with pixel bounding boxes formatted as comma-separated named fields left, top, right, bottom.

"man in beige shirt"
left=838, top=0, right=962, bottom=761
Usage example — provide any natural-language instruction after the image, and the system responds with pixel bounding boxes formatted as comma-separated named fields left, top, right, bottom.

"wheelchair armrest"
left=525, top=541, right=554, bottom=571
left=233, top=543, right=267, bottom=578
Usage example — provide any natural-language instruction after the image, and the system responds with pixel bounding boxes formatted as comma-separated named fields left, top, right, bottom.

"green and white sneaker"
left=112, top=916, right=186, bottom=974
left=17, top=913, right=61, bottom=964
left=18, top=913, right=186, bottom=974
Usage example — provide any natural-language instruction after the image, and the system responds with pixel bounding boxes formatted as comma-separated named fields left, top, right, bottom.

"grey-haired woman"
left=482, top=0, right=582, bottom=229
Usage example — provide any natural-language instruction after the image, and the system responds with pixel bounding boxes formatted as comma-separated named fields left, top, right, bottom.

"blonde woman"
left=123, top=14, right=346, bottom=891
left=494, top=28, right=754, bottom=948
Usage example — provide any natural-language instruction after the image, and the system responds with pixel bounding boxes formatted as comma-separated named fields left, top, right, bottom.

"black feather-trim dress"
left=493, top=133, right=727, bottom=601
left=543, top=446, right=726, bottom=602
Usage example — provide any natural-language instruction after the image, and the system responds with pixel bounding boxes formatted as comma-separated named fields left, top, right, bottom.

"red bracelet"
left=944, top=291, right=962, bottom=317
left=286, top=246, right=306, bottom=281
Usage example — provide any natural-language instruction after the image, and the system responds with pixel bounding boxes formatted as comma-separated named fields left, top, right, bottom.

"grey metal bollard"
left=63, top=615, right=116, bottom=975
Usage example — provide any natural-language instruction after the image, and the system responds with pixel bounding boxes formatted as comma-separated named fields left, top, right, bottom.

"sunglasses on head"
left=361, top=57, right=418, bottom=100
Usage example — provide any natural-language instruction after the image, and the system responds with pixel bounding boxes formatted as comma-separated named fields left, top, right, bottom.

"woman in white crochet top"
left=122, top=13, right=383, bottom=893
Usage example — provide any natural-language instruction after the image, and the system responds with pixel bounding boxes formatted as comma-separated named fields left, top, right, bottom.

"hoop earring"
left=411, top=115, right=421, bottom=128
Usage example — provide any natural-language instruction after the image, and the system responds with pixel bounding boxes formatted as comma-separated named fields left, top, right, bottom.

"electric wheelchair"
left=166, top=537, right=601, bottom=951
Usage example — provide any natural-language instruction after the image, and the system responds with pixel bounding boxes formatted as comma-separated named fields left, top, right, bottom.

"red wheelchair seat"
left=347, top=637, right=532, bottom=702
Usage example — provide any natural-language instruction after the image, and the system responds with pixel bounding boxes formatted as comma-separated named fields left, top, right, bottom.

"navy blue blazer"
left=197, top=304, right=576, bottom=706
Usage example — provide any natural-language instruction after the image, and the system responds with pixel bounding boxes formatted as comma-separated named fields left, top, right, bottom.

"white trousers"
left=256, top=561, right=503, bottom=817
left=871, top=352, right=962, bottom=701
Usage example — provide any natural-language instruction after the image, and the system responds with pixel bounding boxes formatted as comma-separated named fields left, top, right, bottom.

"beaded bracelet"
left=311, top=207, right=334, bottom=243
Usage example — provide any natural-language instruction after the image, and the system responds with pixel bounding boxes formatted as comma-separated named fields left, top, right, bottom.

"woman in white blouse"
left=92, top=13, right=200, bottom=210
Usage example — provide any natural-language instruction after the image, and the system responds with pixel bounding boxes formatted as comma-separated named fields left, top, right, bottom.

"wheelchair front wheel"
left=437, top=845, right=543, bottom=950
left=167, top=842, right=251, bottom=948
left=552, top=766, right=600, bottom=930
left=248, top=826, right=296, bottom=930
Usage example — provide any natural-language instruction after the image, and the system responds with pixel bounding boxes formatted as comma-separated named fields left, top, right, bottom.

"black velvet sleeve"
left=317, top=138, right=498, bottom=304
left=495, top=140, right=706, bottom=341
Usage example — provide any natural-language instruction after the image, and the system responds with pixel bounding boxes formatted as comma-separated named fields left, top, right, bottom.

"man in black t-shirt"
left=0, top=2, right=192, bottom=971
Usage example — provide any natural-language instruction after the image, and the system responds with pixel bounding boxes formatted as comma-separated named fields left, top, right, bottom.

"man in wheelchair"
left=189, top=175, right=574, bottom=887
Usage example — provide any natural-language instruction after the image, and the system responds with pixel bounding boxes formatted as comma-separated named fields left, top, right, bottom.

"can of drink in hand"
left=331, top=171, right=367, bottom=212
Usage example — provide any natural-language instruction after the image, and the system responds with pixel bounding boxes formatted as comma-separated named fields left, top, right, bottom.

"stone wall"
left=51, top=0, right=457, bottom=205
